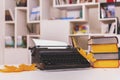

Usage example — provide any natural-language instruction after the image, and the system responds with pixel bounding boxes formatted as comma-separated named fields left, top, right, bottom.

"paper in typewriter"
left=32, top=39, right=68, bottom=49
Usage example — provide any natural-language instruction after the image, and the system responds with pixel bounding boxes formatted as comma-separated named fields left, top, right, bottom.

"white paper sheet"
left=32, top=39, right=68, bottom=49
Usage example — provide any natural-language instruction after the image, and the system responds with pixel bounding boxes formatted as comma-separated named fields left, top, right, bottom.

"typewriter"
left=30, top=39, right=90, bottom=70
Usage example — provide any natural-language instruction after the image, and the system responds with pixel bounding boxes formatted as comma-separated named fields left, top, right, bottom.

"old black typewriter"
left=30, top=39, right=90, bottom=70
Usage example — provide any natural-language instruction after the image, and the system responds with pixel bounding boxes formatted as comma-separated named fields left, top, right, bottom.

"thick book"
left=91, top=44, right=118, bottom=53
left=88, top=36, right=118, bottom=45
left=93, top=52, right=118, bottom=60
left=93, top=60, right=119, bottom=68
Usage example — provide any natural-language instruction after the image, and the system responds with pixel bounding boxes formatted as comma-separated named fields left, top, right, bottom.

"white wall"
left=0, top=0, right=5, bottom=64
left=41, top=20, right=70, bottom=45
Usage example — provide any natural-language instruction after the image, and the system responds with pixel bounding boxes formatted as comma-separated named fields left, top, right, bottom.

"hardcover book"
left=88, top=36, right=118, bottom=45
left=93, top=60, right=119, bottom=68
left=93, top=53, right=118, bottom=60
left=91, top=44, right=118, bottom=53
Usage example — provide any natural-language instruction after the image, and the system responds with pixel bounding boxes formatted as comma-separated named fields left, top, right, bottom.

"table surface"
left=1, top=67, right=120, bottom=80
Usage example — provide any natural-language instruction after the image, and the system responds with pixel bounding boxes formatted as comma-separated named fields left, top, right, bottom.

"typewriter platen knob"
left=37, top=63, right=45, bottom=70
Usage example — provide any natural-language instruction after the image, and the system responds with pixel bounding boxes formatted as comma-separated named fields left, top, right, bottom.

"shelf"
left=84, top=3, right=98, bottom=8
left=5, top=21, right=15, bottom=24
left=53, top=4, right=83, bottom=10
left=89, top=33, right=105, bottom=36
left=69, top=34, right=89, bottom=36
left=69, top=19, right=87, bottom=22
left=99, top=18, right=116, bottom=21
left=100, top=2, right=120, bottom=6
left=16, top=7, right=27, bottom=10
left=27, top=21, right=40, bottom=23
left=99, top=18, right=117, bottom=23
left=52, top=19, right=87, bottom=22
left=54, top=3, right=99, bottom=10
left=27, top=34, right=40, bottom=38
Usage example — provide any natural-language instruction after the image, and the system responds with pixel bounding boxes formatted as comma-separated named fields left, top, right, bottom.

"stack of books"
left=88, top=36, right=119, bottom=68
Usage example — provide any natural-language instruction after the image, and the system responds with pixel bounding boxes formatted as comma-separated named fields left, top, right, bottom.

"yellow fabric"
left=91, top=44, right=118, bottom=53
left=72, top=37, right=96, bottom=63
left=0, top=64, right=36, bottom=73
left=86, top=53, right=96, bottom=63
left=93, top=60, right=119, bottom=68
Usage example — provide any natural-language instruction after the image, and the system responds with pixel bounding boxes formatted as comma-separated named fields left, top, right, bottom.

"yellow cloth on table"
left=72, top=37, right=96, bottom=63
left=0, top=64, right=36, bottom=73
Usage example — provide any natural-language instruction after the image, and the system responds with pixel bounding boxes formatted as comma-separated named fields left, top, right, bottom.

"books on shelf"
left=96, top=0, right=106, bottom=2
left=17, top=36, right=27, bottom=48
left=97, top=0, right=116, bottom=2
left=27, top=24, right=40, bottom=35
left=88, top=36, right=118, bottom=44
left=16, top=0, right=27, bottom=7
left=5, top=9, right=14, bottom=21
left=55, top=0, right=78, bottom=5
left=80, top=0, right=92, bottom=3
left=30, top=6, right=40, bottom=21
left=108, top=22, right=116, bottom=34
left=101, top=22, right=116, bottom=34
left=107, top=0, right=116, bottom=2
left=52, top=9, right=82, bottom=20
left=93, top=53, right=118, bottom=60
left=100, top=4, right=115, bottom=18
left=117, top=17, right=120, bottom=34
left=67, top=9, right=82, bottom=19
left=5, top=36, right=14, bottom=48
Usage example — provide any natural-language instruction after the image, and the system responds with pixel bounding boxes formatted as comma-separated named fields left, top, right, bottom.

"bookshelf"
left=4, top=0, right=40, bottom=64
left=48, top=0, right=120, bottom=52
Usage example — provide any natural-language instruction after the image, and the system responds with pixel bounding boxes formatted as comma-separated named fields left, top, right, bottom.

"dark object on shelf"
left=5, top=10, right=13, bottom=21
left=17, top=36, right=27, bottom=48
left=116, top=17, right=120, bottom=34
left=16, top=0, right=27, bottom=7
left=30, top=46, right=90, bottom=70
